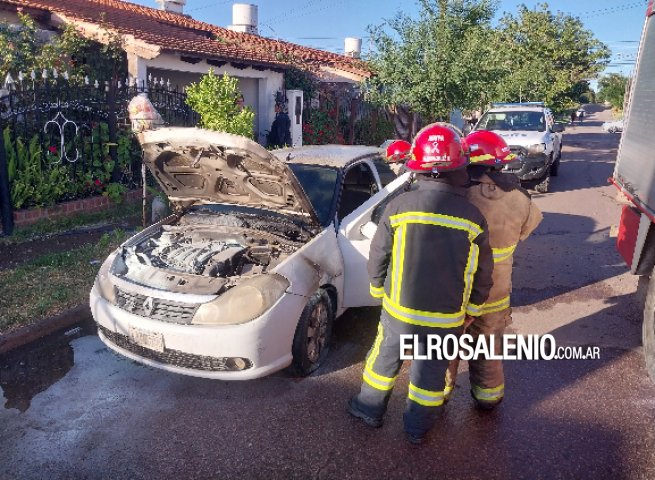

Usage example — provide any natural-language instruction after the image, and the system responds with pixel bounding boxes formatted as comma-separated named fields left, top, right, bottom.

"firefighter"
left=385, top=139, right=411, bottom=176
left=444, top=130, right=543, bottom=409
left=348, top=124, right=494, bottom=444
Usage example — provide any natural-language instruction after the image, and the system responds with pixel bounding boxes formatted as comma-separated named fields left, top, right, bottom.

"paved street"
left=2, top=106, right=654, bottom=479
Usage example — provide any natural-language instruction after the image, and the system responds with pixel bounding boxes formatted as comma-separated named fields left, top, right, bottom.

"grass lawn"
left=0, top=229, right=130, bottom=334
left=0, top=202, right=142, bottom=245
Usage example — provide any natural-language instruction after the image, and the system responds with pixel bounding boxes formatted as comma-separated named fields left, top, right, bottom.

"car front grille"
left=98, top=326, right=252, bottom=372
left=504, top=146, right=527, bottom=172
left=114, top=287, right=198, bottom=324
left=509, top=146, right=528, bottom=157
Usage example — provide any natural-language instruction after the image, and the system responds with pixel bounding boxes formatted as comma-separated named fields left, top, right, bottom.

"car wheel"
left=643, top=270, right=655, bottom=381
left=533, top=167, right=551, bottom=193
left=551, top=156, right=560, bottom=177
left=289, top=289, right=334, bottom=376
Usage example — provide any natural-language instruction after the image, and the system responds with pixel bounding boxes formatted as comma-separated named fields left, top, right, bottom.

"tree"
left=597, top=73, right=629, bottom=110
left=0, top=13, right=127, bottom=85
left=364, top=0, right=502, bottom=124
left=495, top=4, right=610, bottom=111
left=185, top=70, right=255, bottom=138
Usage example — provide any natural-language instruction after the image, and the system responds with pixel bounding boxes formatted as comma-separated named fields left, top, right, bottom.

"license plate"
left=128, top=326, right=165, bottom=352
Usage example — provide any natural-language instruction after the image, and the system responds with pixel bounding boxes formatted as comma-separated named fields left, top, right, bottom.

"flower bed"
left=12, top=189, right=142, bottom=227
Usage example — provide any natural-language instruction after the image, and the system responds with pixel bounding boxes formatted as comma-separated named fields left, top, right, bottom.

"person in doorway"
left=267, top=102, right=292, bottom=148
left=348, top=124, right=494, bottom=444
left=236, top=94, right=245, bottom=111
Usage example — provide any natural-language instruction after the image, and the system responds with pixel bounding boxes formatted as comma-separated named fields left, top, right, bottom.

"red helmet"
left=465, top=130, right=517, bottom=166
left=385, top=140, right=411, bottom=163
left=406, top=124, right=469, bottom=173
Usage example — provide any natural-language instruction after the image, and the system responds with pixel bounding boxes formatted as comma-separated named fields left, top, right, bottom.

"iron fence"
left=0, top=71, right=197, bottom=234
left=303, top=88, right=394, bottom=146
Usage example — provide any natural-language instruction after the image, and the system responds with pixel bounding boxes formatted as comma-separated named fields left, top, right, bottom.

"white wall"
left=134, top=53, right=283, bottom=145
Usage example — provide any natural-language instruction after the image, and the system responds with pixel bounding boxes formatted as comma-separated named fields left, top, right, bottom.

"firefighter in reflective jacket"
left=348, top=124, right=494, bottom=444
left=444, top=130, right=543, bottom=409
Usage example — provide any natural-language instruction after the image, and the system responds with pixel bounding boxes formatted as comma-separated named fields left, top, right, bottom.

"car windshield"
left=288, top=164, right=339, bottom=226
left=477, top=111, right=546, bottom=132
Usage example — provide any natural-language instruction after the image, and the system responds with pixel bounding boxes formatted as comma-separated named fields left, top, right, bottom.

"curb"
left=0, top=305, right=93, bottom=354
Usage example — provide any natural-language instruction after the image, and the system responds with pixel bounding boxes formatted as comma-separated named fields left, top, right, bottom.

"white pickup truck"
left=473, top=102, right=564, bottom=193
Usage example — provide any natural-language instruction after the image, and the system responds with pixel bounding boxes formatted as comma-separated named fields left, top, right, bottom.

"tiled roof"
left=0, top=0, right=370, bottom=78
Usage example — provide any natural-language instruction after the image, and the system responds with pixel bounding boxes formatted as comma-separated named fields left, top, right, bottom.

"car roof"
left=272, top=144, right=382, bottom=168
left=486, top=107, right=548, bottom=113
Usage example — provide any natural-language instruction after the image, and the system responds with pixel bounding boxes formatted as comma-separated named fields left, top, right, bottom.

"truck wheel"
left=288, top=289, right=334, bottom=377
left=643, top=271, right=655, bottom=381
left=533, top=167, right=551, bottom=193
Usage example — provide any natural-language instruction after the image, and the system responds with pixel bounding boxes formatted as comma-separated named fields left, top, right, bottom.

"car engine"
left=114, top=215, right=303, bottom=295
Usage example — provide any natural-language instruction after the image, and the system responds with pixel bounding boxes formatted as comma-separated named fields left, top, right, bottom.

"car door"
left=546, top=111, right=561, bottom=156
left=337, top=170, right=411, bottom=308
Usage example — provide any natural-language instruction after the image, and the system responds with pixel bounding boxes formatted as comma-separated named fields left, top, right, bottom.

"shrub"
left=185, top=69, right=255, bottom=138
left=303, top=109, right=340, bottom=145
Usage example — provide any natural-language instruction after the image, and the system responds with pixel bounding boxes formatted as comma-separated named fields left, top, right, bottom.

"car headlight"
left=95, top=251, right=118, bottom=304
left=527, top=143, right=546, bottom=155
left=192, top=274, right=290, bottom=325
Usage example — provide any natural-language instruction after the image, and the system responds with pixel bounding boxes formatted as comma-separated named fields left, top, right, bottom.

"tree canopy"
left=597, top=73, right=629, bottom=111
left=0, top=13, right=126, bottom=85
left=364, top=0, right=610, bottom=120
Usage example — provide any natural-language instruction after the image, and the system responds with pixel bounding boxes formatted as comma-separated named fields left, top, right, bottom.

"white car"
left=602, top=119, right=624, bottom=133
left=90, top=128, right=409, bottom=380
left=474, top=102, right=564, bottom=193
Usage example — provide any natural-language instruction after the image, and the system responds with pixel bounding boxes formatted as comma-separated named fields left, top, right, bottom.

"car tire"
left=551, top=156, right=561, bottom=177
left=643, top=270, right=655, bottom=381
left=288, top=289, right=334, bottom=377
left=533, top=167, right=551, bottom=193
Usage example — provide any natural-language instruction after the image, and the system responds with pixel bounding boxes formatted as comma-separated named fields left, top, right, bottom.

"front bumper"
left=502, top=151, right=550, bottom=181
left=90, top=284, right=308, bottom=380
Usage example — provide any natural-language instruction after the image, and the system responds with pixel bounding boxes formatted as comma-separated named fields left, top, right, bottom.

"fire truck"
left=612, top=0, right=655, bottom=380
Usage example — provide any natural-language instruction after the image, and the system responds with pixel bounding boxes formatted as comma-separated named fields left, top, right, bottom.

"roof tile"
left=1, top=0, right=370, bottom=77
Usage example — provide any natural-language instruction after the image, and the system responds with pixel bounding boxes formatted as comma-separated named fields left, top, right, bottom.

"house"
left=0, top=0, right=371, bottom=145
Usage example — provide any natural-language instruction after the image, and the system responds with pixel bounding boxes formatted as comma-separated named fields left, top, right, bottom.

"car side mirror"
left=552, top=123, right=565, bottom=133
left=360, top=221, right=377, bottom=240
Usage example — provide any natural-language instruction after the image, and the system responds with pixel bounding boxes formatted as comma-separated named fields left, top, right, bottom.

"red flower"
left=94, top=179, right=102, bottom=186
left=48, top=146, right=57, bottom=154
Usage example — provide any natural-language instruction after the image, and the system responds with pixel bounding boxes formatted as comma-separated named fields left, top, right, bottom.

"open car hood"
left=138, top=128, right=319, bottom=226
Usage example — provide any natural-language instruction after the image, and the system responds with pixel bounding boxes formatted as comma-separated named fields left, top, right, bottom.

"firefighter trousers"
left=352, top=310, right=453, bottom=436
left=445, top=308, right=510, bottom=407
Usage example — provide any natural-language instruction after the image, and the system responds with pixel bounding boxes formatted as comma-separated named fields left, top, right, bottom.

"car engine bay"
left=112, top=212, right=306, bottom=295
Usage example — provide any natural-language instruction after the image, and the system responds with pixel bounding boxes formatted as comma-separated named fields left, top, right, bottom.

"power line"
left=187, top=0, right=233, bottom=13
left=578, top=1, right=648, bottom=19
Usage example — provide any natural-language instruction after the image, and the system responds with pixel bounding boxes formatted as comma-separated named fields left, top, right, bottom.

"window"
left=337, top=162, right=378, bottom=220
left=288, top=164, right=339, bottom=226
left=372, top=157, right=397, bottom=187
left=477, top=111, right=546, bottom=132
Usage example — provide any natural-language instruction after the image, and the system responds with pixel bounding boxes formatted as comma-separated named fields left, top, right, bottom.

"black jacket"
left=368, top=176, right=494, bottom=329
left=268, top=112, right=292, bottom=148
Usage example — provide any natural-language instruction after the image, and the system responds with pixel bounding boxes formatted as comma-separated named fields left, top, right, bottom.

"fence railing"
left=303, top=88, right=394, bottom=147
left=0, top=71, right=197, bottom=235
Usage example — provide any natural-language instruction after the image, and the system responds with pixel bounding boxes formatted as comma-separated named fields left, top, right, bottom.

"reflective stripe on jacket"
left=368, top=177, right=494, bottom=328
left=467, top=170, right=543, bottom=307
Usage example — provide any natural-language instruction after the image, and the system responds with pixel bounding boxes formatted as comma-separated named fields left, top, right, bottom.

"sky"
left=131, top=0, right=649, bottom=80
